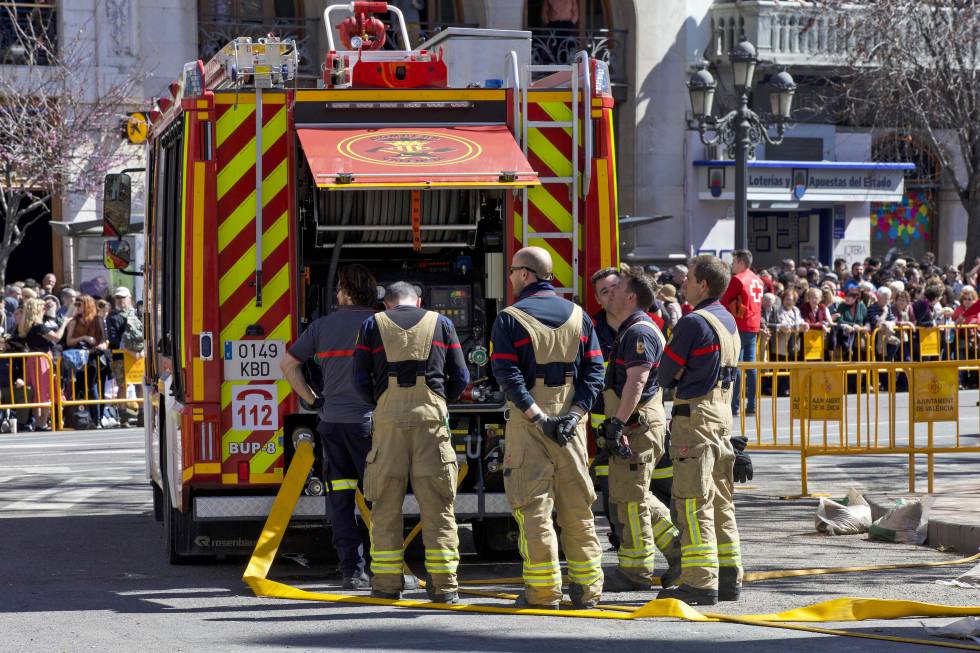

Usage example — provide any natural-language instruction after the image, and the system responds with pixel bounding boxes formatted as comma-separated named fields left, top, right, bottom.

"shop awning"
left=297, top=125, right=539, bottom=190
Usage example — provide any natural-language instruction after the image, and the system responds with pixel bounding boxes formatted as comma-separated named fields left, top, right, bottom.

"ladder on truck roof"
left=506, top=50, right=591, bottom=301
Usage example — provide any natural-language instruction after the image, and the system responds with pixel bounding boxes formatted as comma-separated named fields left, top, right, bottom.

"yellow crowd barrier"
left=737, top=359, right=980, bottom=495
left=757, top=323, right=980, bottom=365
left=54, top=348, right=144, bottom=430
left=0, top=352, right=58, bottom=428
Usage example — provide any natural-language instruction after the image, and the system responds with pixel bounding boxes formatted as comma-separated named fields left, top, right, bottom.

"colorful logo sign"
left=708, top=167, right=724, bottom=198
left=337, top=131, right=483, bottom=166
left=792, top=168, right=808, bottom=200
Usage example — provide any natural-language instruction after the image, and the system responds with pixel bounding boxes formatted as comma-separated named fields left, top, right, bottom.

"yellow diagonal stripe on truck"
left=218, top=210, right=289, bottom=305
left=535, top=101, right=573, bottom=138
left=215, top=101, right=255, bottom=148
left=527, top=185, right=572, bottom=233
left=219, top=264, right=290, bottom=344
left=217, top=159, right=288, bottom=252
left=216, top=105, right=286, bottom=201
left=250, top=429, right=284, bottom=474
left=527, top=128, right=572, bottom=179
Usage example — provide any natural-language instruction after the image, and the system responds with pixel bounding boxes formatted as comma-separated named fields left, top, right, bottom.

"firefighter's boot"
left=657, top=584, right=719, bottom=606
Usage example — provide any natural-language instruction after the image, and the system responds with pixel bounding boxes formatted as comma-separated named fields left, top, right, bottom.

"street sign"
left=125, top=112, right=149, bottom=144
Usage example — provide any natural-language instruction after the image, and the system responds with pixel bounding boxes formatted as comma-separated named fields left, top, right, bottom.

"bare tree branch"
left=814, top=0, right=980, bottom=268
left=0, top=4, right=148, bottom=286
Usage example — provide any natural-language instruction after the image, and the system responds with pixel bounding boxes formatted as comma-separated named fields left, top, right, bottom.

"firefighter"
left=352, top=281, right=470, bottom=603
left=490, top=246, right=605, bottom=609
left=656, top=254, right=742, bottom=606
left=589, top=266, right=625, bottom=550
left=280, top=264, right=378, bottom=590
left=598, top=267, right=682, bottom=593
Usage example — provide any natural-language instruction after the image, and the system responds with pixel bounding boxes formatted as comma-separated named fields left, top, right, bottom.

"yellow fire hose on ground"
left=243, top=439, right=980, bottom=650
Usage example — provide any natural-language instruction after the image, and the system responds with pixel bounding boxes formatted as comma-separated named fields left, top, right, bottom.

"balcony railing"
left=709, top=1, right=850, bottom=67
left=0, top=2, right=57, bottom=66
left=529, top=27, right=628, bottom=86
left=198, top=15, right=321, bottom=80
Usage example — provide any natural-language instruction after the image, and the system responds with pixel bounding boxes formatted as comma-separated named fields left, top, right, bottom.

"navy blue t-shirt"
left=604, top=310, right=664, bottom=402
left=656, top=298, right=738, bottom=400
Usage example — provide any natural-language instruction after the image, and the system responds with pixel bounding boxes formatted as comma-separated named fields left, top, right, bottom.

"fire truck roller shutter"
left=314, top=189, right=482, bottom=248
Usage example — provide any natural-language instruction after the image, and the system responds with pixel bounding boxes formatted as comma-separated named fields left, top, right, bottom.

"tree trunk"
left=0, top=250, right=10, bottom=288
left=962, top=189, right=980, bottom=276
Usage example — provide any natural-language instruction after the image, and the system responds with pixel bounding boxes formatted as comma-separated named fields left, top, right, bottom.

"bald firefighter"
left=490, top=247, right=605, bottom=609
left=656, top=255, right=742, bottom=606
left=599, top=267, right=682, bottom=593
left=353, top=282, right=470, bottom=603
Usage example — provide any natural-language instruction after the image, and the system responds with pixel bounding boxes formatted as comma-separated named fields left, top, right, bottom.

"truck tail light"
left=238, top=461, right=250, bottom=483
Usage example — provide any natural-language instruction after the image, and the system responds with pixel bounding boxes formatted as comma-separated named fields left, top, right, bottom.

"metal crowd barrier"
left=54, top=348, right=144, bottom=430
left=736, top=359, right=980, bottom=495
left=0, top=352, right=58, bottom=429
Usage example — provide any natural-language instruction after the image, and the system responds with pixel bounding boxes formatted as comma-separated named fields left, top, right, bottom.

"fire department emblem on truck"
left=338, top=130, right=482, bottom=166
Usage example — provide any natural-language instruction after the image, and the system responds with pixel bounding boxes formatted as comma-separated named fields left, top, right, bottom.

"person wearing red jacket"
left=719, top=250, right=764, bottom=416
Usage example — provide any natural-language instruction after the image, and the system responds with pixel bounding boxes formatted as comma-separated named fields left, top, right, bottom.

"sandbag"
left=869, top=496, right=934, bottom=545
left=937, top=560, right=980, bottom=589
left=922, top=617, right=980, bottom=643
left=815, top=488, right=872, bottom=536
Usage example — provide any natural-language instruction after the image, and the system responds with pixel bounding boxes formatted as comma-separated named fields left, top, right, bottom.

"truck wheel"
left=471, top=517, right=520, bottom=561
left=163, top=476, right=194, bottom=565
left=152, top=481, right=163, bottom=522
left=159, top=397, right=194, bottom=564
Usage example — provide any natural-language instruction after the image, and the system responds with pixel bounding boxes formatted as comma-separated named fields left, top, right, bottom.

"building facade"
left=25, top=0, right=968, bottom=292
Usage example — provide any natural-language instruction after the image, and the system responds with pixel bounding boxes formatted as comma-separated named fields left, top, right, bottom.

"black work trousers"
left=317, top=420, right=372, bottom=578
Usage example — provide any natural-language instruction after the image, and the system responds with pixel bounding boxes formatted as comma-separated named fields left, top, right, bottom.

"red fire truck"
left=102, top=2, right=620, bottom=562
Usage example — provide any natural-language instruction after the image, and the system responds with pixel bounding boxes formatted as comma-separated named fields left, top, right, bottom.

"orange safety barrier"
left=735, top=359, right=980, bottom=496
left=0, top=352, right=58, bottom=430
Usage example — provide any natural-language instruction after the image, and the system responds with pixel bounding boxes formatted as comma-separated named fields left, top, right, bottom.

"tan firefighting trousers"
left=501, top=304, right=603, bottom=606
left=603, top=387, right=680, bottom=585
left=668, top=309, right=743, bottom=591
left=363, top=310, right=460, bottom=594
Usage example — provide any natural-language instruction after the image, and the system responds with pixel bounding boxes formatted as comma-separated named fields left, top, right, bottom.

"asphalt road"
left=1, top=428, right=978, bottom=652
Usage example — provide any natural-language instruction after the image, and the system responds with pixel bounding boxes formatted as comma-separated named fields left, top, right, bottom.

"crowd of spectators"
left=644, top=251, right=980, bottom=368
left=0, top=273, right=144, bottom=432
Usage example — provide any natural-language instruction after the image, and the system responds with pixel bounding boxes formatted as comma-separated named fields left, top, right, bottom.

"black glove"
left=534, top=414, right=565, bottom=445
left=598, top=417, right=632, bottom=458
left=299, top=394, right=325, bottom=412
left=554, top=412, right=582, bottom=445
left=730, top=436, right=753, bottom=483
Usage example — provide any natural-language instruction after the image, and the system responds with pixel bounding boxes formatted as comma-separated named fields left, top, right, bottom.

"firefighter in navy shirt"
left=280, top=264, right=377, bottom=590
left=589, top=266, right=625, bottom=550
left=598, top=267, right=682, bottom=593
left=656, top=255, right=743, bottom=606
left=352, top=282, right=469, bottom=604
left=490, top=246, right=605, bottom=610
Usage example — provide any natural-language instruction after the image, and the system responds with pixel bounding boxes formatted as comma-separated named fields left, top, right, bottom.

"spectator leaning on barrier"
left=57, top=288, right=77, bottom=321
left=65, top=294, right=109, bottom=427
left=106, top=287, right=144, bottom=428
left=770, top=289, right=808, bottom=360
left=13, top=298, right=62, bottom=431
left=833, top=288, right=869, bottom=358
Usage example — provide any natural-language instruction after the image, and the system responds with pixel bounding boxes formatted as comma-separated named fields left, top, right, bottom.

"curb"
left=867, top=494, right=980, bottom=555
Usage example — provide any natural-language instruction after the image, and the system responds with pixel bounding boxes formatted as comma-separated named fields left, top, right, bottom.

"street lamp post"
left=688, top=38, right=797, bottom=251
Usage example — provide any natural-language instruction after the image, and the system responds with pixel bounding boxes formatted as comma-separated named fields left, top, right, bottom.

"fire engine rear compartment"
left=288, top=124, right=534, bottom=553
